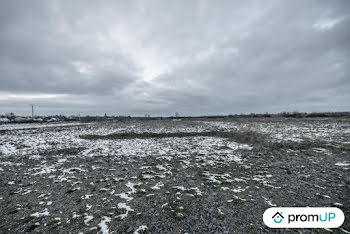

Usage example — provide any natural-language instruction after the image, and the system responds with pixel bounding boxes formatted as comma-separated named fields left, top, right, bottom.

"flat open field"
left=0, top=118, right=349, bottom=233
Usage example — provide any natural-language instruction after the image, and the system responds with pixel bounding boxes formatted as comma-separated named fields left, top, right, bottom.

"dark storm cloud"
left=0, top=0, right=349, bottom=115
left=0, top=1, right=138, bottom=96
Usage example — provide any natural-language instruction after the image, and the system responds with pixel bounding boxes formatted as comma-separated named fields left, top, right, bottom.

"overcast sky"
left=0, top=0, right=349, bottom=116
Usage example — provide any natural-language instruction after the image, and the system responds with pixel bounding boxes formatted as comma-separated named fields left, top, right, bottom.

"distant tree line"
left=168, top=111, right=350, bottom=119
left=198, top=111, right=350, bottom=119
left=1, top=111, right=349, bottom=124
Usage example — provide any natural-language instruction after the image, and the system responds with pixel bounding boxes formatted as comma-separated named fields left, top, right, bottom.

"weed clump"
left=80, top=130, right=267, bottom=145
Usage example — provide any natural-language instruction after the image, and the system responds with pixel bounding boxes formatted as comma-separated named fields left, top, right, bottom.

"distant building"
left=47, top=117, right=58, bottom=122
left=0, top=117, right=10, bottom=123
left=14, top=117, right=26, bottom=122
left=5, top=113, right=15, bottom=118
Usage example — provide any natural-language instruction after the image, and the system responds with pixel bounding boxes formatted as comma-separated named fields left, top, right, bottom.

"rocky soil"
left=0, top=118, right=349, bottom=233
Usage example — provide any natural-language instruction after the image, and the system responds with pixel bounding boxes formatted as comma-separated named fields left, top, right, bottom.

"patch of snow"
left=0, top=143, right=17, bottom=156
left=32, top=164, right=56, bottom=176
left=31, top=208, right=50, bottom=217
left=134, top=225, right=147, bottom=234
left=335, top=162, right=349, bottom=167
left=263, top=197, right=276, bottom=207
left=29, top=154, right=42, bottom=160
left=117, top=203, right=134, bottom=220
left=83, top=194, right=93, bottom=199
left=151, top=182, right=164, bottom=190
left=84, top=214, right=93, bottom=225
left=98, top=216, right=111, bottom=234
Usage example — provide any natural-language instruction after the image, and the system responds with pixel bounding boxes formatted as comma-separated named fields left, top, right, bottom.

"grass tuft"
left=80, top=130, right=267, bottom=145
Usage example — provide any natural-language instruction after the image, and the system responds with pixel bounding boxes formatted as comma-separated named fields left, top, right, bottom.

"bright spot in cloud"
left=0, top=92, right=67, bottom=101
left=72, top=61, right=93, bottom=75
left=313, top=18, right=342, bottom=31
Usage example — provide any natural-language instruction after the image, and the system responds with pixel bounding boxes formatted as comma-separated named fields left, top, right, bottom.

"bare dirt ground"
left=0, top=118, right=349, bottom=233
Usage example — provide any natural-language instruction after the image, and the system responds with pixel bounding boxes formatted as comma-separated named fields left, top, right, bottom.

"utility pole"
left=30, top=104, right=34, bottom=118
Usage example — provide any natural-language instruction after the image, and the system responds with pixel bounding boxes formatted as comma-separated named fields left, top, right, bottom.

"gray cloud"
left=0, top=0, right=349, bottom=116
